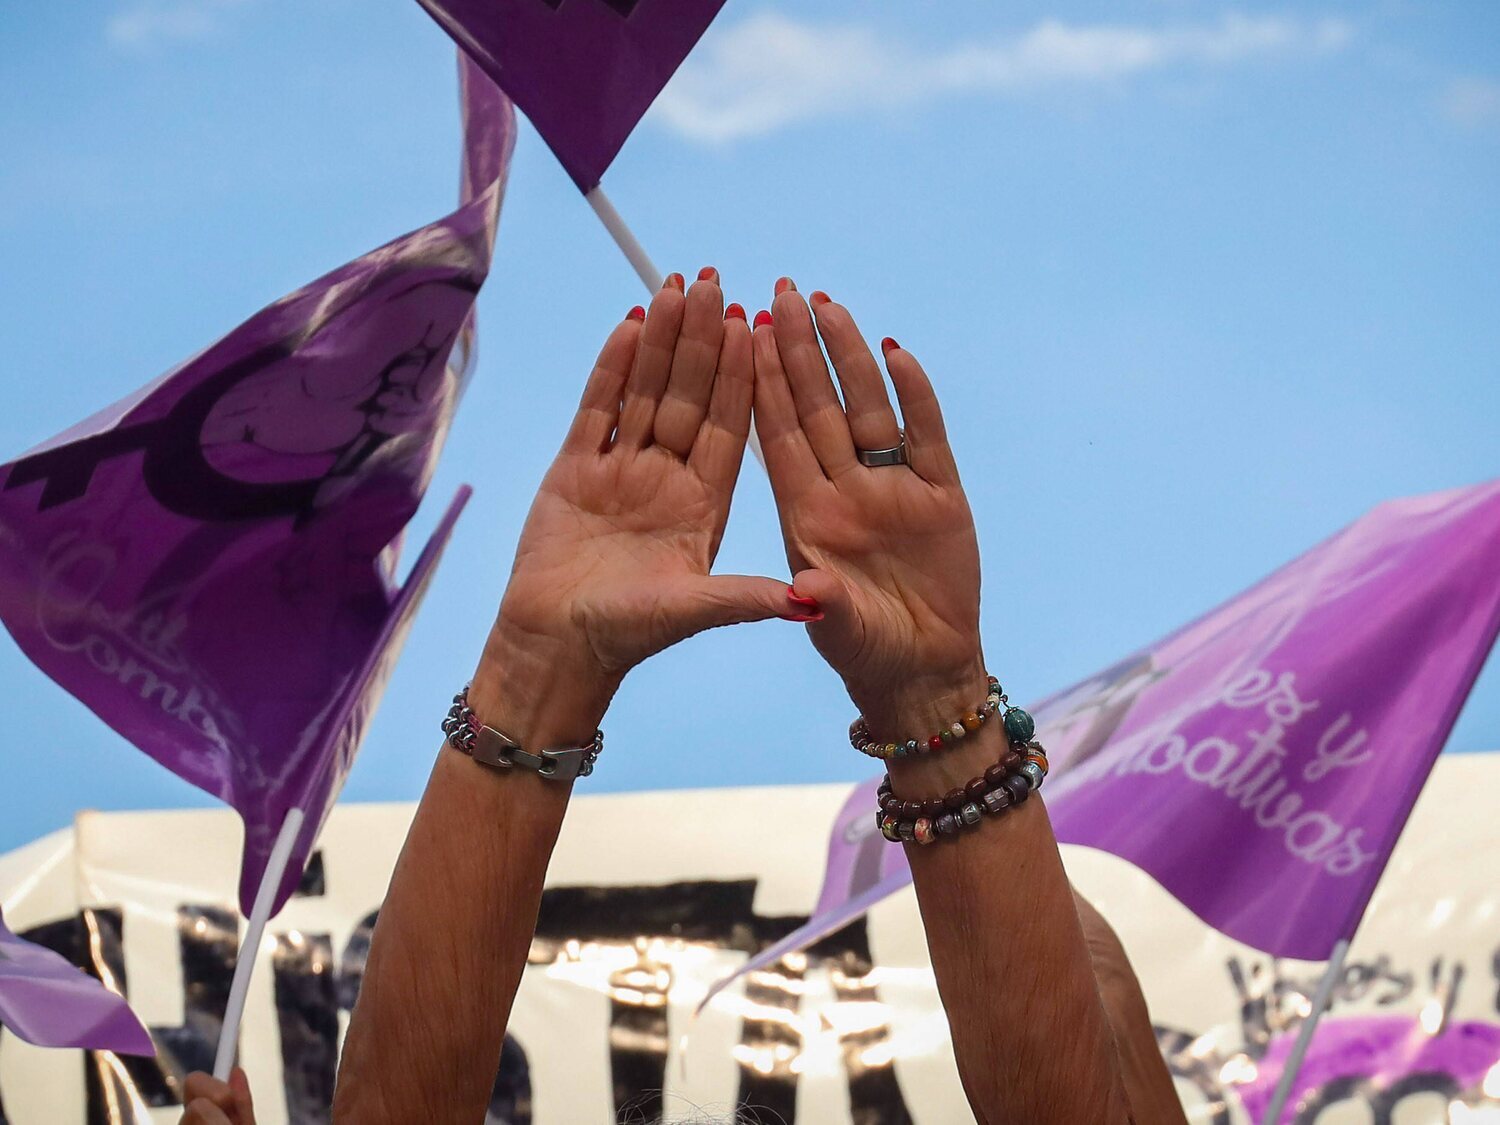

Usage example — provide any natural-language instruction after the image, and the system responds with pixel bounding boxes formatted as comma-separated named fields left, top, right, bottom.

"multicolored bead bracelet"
left=851, top=676, right=1023, bottom=760
left=875, top=742, right=1049, bottom=844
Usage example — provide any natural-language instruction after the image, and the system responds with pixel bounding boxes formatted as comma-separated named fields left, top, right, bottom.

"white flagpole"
left=586, top=185, right=664, bottom=292
left=583, top=183, right=767, bottom=469
left=212, top=807, right=306, bottom=1081
left=1260, top=938, right=1351, bottom=1125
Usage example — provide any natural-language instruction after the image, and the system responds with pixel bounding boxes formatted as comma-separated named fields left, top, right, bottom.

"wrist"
left=470, top=614, right=620, bottom=752
left=849, top=653, right=988, bottom=743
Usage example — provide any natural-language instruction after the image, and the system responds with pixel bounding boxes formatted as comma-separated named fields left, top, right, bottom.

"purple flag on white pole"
left=708, top=480, right=1500, bottom=1001
left=1041, top=478, right=1500, bottom=957
left=0, top=906, right=153, bottom=1056
left=416, top=0, right=727, bottom=191
left=0, top=60, right=516, bottom=917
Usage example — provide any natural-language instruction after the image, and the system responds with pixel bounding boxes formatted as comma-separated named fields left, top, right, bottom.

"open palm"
left=497, top=274, right=802, bottom=688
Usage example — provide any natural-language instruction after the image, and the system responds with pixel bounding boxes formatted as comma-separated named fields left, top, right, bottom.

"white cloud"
left=655, top=11, right=1353, bottom=142
left=1441, top=78, right=1500, bottom=128
left=107, top=0, right=249, bottom=50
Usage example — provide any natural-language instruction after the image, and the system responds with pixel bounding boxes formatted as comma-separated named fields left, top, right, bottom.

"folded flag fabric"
left=1041, top=478, right=1500, bottom=957
left=416, top=0, right=727, bottom=190
left=0, top=906, right=154, bottom=1056
left=0, top=59, right=515, bottom=917
left=706, top=479, right=1500, bottom=1001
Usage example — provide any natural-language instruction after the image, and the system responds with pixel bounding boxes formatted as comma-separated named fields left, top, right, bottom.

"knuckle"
left=773, top=291, right=809, bottom=317
left=653, top=288, right=685, bottom=314
left=818, top=303, right=851, bottom=331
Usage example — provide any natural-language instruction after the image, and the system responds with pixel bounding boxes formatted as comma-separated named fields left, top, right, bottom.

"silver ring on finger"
left=856, top=431, right=907, bottom=468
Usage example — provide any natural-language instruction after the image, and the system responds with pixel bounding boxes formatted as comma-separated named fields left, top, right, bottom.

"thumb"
left=229, top=1067, right=255, bottom=1124
left=673, top=574, right=814, bottom=637
left=789, top=568, right=863, bottom=656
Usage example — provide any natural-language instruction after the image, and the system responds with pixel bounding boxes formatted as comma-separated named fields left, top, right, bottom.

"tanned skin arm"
left=752, top=282, right=1136, bottom=1122
left=333, top=274, right=806, bottom=1122
left=1075, top=891, right=1188, bottom=1124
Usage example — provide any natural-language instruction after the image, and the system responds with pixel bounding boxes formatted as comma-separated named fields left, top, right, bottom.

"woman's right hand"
left=752, top=282, right=1144, bottom=1125
left=750, top=281, right=988, bottom=738
left=476, top=271, right=806, bottom=745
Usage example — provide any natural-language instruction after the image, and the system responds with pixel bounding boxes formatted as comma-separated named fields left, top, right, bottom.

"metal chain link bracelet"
left=441, top=684, right=602, bottom=782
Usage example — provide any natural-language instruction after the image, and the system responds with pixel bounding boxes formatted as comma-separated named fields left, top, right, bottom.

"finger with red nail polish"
left=810, top=290, right=831, bottom=308
left=786, top=587, right=824, bottom=622
left=775, top=276, right=796, bottom=296
left=627, top=305, right=645, bottom=322
left=754, top=309, right=773, bottom=328
left=725, top=303, right=746, bottom=321
left=664, top=272, right=685, bottom=291
left=787, top=586, right=821, bottom=612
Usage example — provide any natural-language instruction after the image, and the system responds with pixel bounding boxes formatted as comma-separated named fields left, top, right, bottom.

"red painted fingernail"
left=787, top=586, right=821, bottom=610
left=754, top=309, right=773, bottom=328
left=810, top=290, right=831, bottom=308
left=881, top=336, right=899, bottom=353
left=725, top=302, right=746, bottom=320
left=665, top=272, right=685, bottom=291
left=698, top=266, right=718, bottom=282
left=627, top=305, right=645, bottom=321
left=774, top=276, right=796, bottom=295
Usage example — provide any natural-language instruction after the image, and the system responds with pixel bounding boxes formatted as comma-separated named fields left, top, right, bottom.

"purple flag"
left=708, top=480, right=1500, bottom=999
left=0, top=61, right=515, bottom=916
left=1239, top=1016, right=1500, bottom=1124
left=417, top=0, right=727, bottom=190
left=0, top=906, right=154, bottom=1056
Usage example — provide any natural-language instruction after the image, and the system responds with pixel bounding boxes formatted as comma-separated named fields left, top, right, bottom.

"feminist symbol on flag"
left=5, top=282, right=472, bottom=523
left=1032, top=652, right=1164, bottom=772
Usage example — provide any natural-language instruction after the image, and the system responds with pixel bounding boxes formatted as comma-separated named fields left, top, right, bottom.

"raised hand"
left=751, top=281, right=985, bottom=736
left=179, top=1068, right=256, bottom=1125
left=483, top=270, right=805, bottom=736
left=336, top=274, right=811, bottom=1124
left=752, top=281, right=1142, bottom=1124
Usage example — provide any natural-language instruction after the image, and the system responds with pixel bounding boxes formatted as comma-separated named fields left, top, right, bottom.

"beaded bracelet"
left=875, top=742, right=1049, bottom=844
left=442, top=685, right=602, bottom=782
left=850, top=676, right=1012, bottom=760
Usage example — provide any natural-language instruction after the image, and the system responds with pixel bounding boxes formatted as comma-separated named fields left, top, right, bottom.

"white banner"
left=1, top=755, right=1497, bottom=1123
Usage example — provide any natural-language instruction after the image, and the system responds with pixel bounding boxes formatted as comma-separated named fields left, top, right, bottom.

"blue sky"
left=1, top=1, right=1497, bottom=854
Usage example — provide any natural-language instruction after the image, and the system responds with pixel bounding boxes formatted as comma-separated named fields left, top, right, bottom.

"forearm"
left=332, top=625, right=615, bottom=1123
left=1074, top=892, right=1188, bottom=1125
left=873, top=682, right=1132, bottom=1124
left=329, top=278, right=767, bottom=1119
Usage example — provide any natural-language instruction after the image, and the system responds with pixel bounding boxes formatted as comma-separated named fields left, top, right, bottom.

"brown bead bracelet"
left=875, top=742, right=1049, bottom=845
